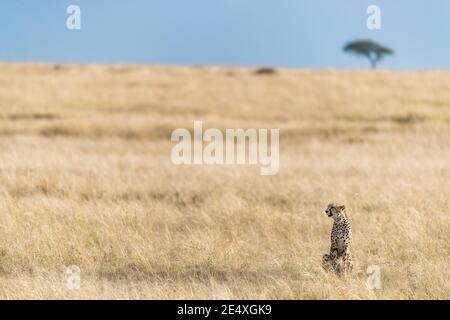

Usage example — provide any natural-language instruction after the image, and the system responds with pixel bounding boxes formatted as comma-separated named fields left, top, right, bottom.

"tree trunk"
left=369, top=58, right=377, bottom=69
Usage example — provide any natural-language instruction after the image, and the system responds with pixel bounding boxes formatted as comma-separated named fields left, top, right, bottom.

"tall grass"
left=0, top=64, right=448, bottom=299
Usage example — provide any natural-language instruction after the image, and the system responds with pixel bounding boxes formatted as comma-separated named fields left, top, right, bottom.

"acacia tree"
left=343, top=40, right=394, bottom=69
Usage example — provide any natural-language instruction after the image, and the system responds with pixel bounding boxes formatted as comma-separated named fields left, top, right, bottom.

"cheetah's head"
left=325, top=203, right=346, bottom=221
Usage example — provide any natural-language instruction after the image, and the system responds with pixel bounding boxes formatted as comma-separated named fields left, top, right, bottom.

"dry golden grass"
left=0, top=63, right=448, bottom=299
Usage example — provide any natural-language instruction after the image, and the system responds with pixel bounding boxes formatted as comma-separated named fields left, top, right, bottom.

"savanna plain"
left=0, top=64, right=448, bottom=299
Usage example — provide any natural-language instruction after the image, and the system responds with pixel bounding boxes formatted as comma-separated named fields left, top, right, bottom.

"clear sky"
left=1, top=0, right=449, bottom=69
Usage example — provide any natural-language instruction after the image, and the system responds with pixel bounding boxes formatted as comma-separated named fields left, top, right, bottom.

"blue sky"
left=1, top=0, right=449, bottom=69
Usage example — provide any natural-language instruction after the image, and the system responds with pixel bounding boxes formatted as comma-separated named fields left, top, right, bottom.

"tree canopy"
left=343, top=40, right=394, bottom=69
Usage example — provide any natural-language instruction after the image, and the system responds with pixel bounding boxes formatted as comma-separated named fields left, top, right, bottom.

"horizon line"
left=0, top=61, right=448, bottom=72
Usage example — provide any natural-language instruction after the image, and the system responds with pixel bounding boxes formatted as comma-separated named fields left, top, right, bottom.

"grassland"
left=0, top=63, right=448, bottom=299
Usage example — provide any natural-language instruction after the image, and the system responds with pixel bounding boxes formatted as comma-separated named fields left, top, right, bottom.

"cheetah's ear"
left=338, top=205, right=346, bottom=211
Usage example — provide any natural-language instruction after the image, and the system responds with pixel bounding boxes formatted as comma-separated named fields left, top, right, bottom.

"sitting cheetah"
left=322, top=203, right=353, bottom=276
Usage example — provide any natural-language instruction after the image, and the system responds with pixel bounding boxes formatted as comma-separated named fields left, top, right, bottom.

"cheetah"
left=322, top=203, right=353, bottom=276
